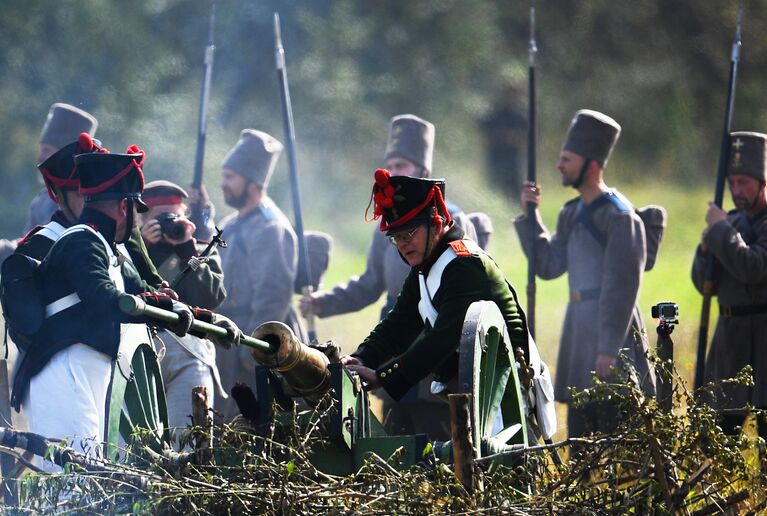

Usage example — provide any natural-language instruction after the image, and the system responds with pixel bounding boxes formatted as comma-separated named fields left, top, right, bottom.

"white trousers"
left=25, top=343, right=112, bottom=471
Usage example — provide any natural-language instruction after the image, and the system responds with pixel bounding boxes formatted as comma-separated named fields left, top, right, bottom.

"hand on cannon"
left=345, top=363, right=381, bottom=390
left=138, top=292, right=191, bottom=335
left=190, top=309, right=242, bottom=348
left=169, top=301, right=194, bottom=337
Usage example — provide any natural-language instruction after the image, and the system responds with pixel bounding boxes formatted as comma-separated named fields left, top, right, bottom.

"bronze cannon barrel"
left=251, top=322, right=331, bottom=404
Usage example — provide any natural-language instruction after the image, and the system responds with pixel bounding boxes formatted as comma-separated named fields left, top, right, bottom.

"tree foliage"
left=1, top=1, right=767, bottom=235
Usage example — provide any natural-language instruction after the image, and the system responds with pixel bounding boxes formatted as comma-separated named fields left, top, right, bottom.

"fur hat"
left=39, top=103, right=98, bottom=149
left=222, top=129, right=283, bottom=187
left=727, top=131, right=767, bottom=182
left=562, top=109, right=621, bottom=167
left=384, top=114, right=435, bottom=175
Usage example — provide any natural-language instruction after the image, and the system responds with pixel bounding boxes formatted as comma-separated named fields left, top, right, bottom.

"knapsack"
left=1, top=253, right=45, bottom=350
left=575, top=192, right=667, bottom=271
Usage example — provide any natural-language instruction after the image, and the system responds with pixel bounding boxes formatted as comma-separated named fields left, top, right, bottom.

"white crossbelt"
left=45, top=292, right=82, bottom=317
left=43, top=224, right=121, bottom=318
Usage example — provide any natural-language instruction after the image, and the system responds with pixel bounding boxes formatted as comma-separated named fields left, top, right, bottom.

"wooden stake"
left=192, top=386, right=212, bottom=465
left=449, top=393, right=474, bottom=494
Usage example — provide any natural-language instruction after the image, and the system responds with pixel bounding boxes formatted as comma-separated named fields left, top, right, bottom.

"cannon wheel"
left=105, top=325, right=170, bottom=461
left=458, top=301, right=527, bottom=458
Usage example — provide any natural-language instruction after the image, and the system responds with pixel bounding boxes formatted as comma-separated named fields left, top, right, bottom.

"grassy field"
left=0, top=180, right=718, bottom=441
left=310, top=180, right=717, bottom=439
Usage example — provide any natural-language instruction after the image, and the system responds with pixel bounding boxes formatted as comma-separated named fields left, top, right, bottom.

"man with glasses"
left=341, top=169, right=531, bottom=438
left=299, top=114, right=480, bottom=439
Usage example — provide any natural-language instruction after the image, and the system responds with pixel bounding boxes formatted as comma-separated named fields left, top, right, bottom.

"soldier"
left=514, top=109, right=655, bottom=439
left=0, top=103, right=98, bottom=265
left=479, top=82, right=527, bottom=198
left=139, top=180, right=227, bottom=443
left=13, top=133, right=104, bottom=262
left=29, top=103, right=98, bottom=232
left=300, top=114, right=478, bottom=323
left=342, top=169, right=530, bottom=440
left=693, top=131, right=767, bottom=439
left=215, top=129, right=304, bottom=420
left=299, top=114, right=481, bottom=438
left=12, top=147, right=194, bottom=467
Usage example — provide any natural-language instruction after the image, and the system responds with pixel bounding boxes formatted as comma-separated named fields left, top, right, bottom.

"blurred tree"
left=0, top=0, right=766, bottom=238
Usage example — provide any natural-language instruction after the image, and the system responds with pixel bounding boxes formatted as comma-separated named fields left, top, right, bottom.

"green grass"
left=308, top=181, right=719, bottom=439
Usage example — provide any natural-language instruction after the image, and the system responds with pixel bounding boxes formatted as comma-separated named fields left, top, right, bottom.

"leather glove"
left=168, top=301, right=194, bottom=337
left=209, top=313, right=242, bottom=349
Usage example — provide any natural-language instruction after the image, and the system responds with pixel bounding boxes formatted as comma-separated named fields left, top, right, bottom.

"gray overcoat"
left=692, top=209, right=767, bottom=410
left=514, top=190, right=655, bottom=402
left=215, top=196, right=305, bottom=419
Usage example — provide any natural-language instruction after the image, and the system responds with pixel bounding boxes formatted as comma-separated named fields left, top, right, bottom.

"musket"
left=274, top=13, right=317, bottom=342
left=169, top=226, right=226, bottom=290
left=526, top=6, right=538, bottom=339
left=694, top=3, right=743, bottom=390
left=189, top=2, right=216, bottom=239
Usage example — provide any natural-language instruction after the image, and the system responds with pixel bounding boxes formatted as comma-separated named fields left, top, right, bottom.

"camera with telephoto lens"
left=651, top=302, right=679, bottom=324
left=156, top=212, right=186, bottom=240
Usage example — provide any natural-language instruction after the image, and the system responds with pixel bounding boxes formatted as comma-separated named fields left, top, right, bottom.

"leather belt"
left=719, top=302, right=767, bottom=318
left=570, top=288, right=601, bottom=303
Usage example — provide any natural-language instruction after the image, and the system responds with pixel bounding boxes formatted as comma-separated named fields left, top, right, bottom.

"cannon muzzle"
left=251, top=322, right=331, bottom=404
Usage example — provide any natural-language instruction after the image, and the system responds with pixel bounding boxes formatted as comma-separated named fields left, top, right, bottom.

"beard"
left=223, top=186, right=249, bottom=209
left=733, top=196, right=751, bottom=209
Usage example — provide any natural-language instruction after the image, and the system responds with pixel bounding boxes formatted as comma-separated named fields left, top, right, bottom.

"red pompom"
left=374, top=168, right=391, bottom=186
left=78, top=132, right=94, bottom=152
left=126, top=144, right=146, bottom=166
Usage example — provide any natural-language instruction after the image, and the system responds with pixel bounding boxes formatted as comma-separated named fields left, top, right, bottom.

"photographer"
left=139, top=180, right=229, bottom=445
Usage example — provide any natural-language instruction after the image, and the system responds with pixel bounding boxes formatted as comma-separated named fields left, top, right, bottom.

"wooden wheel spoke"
left=123, top=377, right=152, bottom=432
left=479, top=328, right=500, bottom=434
left=132, top=350, right=158, bottom=428
left=459, top=301, right=529, bottom=457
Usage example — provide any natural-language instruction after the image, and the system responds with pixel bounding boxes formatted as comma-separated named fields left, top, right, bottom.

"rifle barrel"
left=694, top=3, right=743, bottom=389
left=274, top=13, right=317, bottom=342
left=190, top=2, right=216, bottom=236
left=526, top=5, right=538, bottom=339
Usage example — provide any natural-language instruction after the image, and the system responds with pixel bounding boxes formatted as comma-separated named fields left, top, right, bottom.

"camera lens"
left=157, top=212, right=186, bottom=240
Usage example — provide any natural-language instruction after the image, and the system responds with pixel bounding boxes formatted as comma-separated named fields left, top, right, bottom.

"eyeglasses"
left=388, top=226, right=420, bottom=245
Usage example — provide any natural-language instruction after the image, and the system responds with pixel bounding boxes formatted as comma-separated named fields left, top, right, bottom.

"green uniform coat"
left=352, top=225, right=529, bottom=401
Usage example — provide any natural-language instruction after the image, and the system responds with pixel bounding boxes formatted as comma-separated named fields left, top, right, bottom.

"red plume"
left=78, top=132, right=94, bottom=152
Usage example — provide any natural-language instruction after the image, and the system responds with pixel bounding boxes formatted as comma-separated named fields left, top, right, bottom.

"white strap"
left=44, top=225, right=124, bottom=318
left=45, top=292, right=82, bottom=318
left=417, top=239, right=483, bottom=327
left=36, top=221, right=67, bottom=242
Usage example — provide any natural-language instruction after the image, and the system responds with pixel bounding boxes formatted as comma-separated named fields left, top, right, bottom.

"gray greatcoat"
left=216, top=196, right=304, bottom=419
left=514, top=190, right=655, bottom=402
left=692, top=209, right=767, bottom=410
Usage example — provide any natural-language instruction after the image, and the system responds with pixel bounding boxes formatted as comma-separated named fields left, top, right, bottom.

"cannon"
left=1, top=295, right=535, bottom=476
